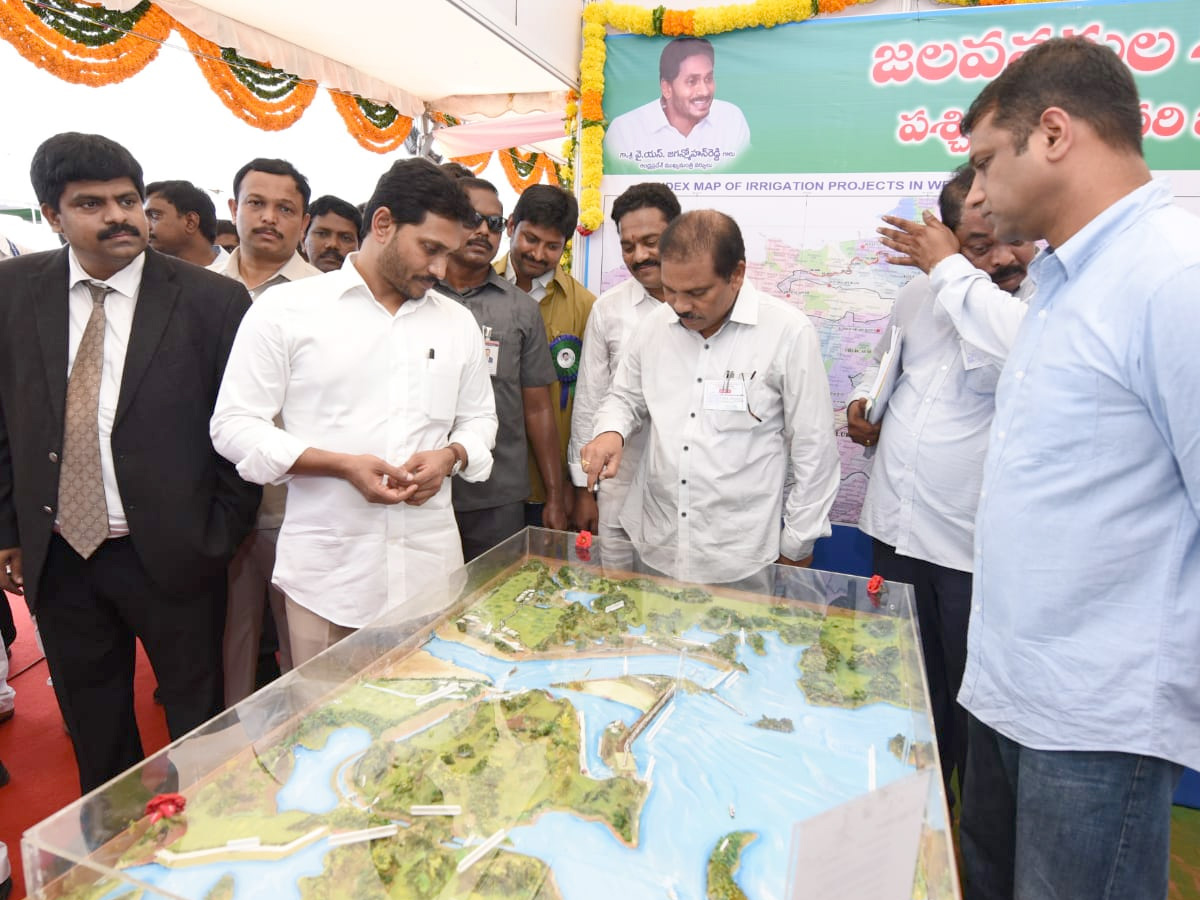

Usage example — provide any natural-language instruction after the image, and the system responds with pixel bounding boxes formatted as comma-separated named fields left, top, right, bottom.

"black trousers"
left=36, top=535, right=225, bottom=794
left=457, top=501, right=526, bottom=562
left=872, top=539, right=972, bottom=801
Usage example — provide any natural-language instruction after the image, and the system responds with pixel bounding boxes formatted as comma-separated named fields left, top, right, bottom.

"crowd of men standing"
left=0, top=35, right=1196, bottom=900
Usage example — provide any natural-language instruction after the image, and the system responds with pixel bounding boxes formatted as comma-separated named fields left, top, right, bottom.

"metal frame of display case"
left=22, top=528, right=959, bottom=900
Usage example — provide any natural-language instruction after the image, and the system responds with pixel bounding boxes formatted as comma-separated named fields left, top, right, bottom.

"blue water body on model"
left=276, top=727, right=372, bottom=814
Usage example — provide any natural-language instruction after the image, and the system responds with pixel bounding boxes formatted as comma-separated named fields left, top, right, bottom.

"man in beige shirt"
left=215, top=158, right=319, bottom=706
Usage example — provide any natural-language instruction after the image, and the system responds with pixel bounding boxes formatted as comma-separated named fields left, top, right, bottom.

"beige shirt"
left=215, top=248, right=320, bottom=528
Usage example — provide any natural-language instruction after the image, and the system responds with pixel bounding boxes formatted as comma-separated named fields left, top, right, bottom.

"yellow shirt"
left=497, top=256, right=596, bottom=503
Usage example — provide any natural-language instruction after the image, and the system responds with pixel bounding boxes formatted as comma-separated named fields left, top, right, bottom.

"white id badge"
left=703, top=378, right=748, bottom=411
left=484, top=339, right=500, bottom=376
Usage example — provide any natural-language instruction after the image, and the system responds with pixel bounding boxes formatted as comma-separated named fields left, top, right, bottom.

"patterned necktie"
left=57, top=281, right=111, bottom=558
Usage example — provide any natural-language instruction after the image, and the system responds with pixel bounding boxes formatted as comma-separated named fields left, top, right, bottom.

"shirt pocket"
left=423, top=359, right=460, bottom=424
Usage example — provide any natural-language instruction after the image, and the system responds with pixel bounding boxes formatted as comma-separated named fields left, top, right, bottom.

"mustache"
left=99, top=223, right=140, bottom=240
left=252, top=227, right=283, bottom=239
left=632, top=259, right=659, bottom=272
left=991, top=265, right=1025, bottom=285
left=318, top=249, right=344, bottom=261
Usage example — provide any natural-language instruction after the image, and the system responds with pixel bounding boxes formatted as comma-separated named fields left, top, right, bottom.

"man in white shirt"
left=211, top=159, right=497, bottom=666
left=144, top=180, right=224, bottom=270
left=569, top=183, right=681, bottom=553
left=606, top=37, right=750, bottom=172
left=214, top=158, right=320, bottom=706
left=847, top=165, right=1035, bottom=803
left=581, top=210, right=839, bottom=584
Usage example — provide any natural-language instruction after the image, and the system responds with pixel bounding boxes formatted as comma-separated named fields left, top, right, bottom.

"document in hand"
left=864, top=326, right=902, bottom=425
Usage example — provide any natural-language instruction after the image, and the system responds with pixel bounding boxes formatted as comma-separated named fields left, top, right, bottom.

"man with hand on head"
left=498, top=184, right=595, bottom=527
left=581, top=210, right=839, bottom=583
left=436, top=175, right=563, bottom=559
left=568, top=183, right=680, bottom=543
left=303, top=194, right=361, bottom=273
left=847, top=164, right=1035, bottom=806
left=211, top=159, right=497, bottom=666
left=949, top=38, right=1200, bottom=900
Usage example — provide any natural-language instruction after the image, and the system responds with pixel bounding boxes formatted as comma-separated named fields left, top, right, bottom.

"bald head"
left=658, top=209, right=745, bottom=280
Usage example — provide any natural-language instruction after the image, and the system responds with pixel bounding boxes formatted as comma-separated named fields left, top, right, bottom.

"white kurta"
left=211, top=257, right=497, bottom=627
left=568, top=277, right=662, bottom=534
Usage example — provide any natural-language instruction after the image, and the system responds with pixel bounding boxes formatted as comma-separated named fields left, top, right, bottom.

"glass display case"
left=22, top=528, right=958, bottom=900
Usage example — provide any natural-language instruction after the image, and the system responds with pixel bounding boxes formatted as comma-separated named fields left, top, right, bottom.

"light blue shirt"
left=959, top=179, right=1200, bottom=770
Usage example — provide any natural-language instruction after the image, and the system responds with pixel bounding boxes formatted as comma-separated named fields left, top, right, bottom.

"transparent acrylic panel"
left=23, top=528, right=958, bottom=900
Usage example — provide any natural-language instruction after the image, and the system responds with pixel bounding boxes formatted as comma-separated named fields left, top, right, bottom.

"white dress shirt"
left=210, top=257, right=498, bottom=627
left=502, top=257, right=553, bottom=302
left=853, top=265, right=1032, bottom=572
left=593, top=282, right=839, bottom=583
left=64, top=249, right=145, bottom=538
left=605, top=98, right=750, bottom=170
left=567, top=278, right=661, bottom=532
left=205, top=245, right=230, bottom=272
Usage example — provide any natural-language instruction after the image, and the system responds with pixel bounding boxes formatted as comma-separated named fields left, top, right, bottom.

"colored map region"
left=41, top=557, right=955, bottom=900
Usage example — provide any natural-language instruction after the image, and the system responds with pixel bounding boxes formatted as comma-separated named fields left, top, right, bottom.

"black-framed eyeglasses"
left=466, top=210, right=506, bottom=234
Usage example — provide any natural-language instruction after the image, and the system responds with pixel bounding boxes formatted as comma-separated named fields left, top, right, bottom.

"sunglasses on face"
left=466, top=210, right=506, bottom=234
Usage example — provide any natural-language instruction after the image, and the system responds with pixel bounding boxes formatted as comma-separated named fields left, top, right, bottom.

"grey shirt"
left=438, top=271, right=556, bottom=511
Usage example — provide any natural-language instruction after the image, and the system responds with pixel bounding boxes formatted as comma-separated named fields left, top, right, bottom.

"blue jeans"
left=960, top=715, right=1182, bottom=900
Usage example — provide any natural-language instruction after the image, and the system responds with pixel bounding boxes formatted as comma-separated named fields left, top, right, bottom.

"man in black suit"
left=0, top=133, right=260, bottom=793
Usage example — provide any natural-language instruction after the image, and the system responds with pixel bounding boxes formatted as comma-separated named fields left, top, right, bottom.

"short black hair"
left=938, top=166, right=975, bottom=234
left=231, top=158, right=312, bottom=207
left=30, top=132, right=144, bottom=212
left=146, top=179, right=218, bottom=242
left=439, top=162, right=477, bottom=181
left=457, top=177, right=499, bottom=198
left=659, top=209, right=744, bottom=280
left=362, top=158, right=472, bottom=231
left=509, top=184, right=578, bottom=241
left=305, top=195, right=363, bottom=237
left=215, top=219, right=238, bottom=239
left=660, top=37, right=714, bottom=83
left=611, top=182, right=681, bottom=229
left=961, top=37, right=1143, bottom=157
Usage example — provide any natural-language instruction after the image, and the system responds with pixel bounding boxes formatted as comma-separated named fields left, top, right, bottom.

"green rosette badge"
left=550, top=334, right=582, bottom=409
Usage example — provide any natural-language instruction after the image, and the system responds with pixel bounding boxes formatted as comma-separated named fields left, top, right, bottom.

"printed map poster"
left=586, top=0, right=1200, bottom=525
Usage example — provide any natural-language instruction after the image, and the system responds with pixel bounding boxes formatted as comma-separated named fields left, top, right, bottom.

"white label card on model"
left=702, top=379, right=748, bottom=412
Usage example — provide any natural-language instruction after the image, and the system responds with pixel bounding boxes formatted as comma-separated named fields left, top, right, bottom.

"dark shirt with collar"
left=436, top=271, right=556, bottom=510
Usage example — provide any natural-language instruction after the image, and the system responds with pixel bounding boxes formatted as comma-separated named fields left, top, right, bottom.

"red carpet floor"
left=0, top=592, right=170, bottom=900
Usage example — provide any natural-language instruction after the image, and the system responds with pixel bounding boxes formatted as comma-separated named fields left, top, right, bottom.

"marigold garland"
left=575, top=0, right=1068, bottom=233
left=0, top=0, right=170, bottom=86
left=450, top=152, right=494, bottom=174
left=330, top=92, right=414, bottom=153
left=500, top=148, right=559, bottom=193
left=179, top=24, right=316, bottom=132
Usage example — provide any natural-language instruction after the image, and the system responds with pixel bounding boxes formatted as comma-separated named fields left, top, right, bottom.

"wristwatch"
left=448, top=443, right=467, bottom=477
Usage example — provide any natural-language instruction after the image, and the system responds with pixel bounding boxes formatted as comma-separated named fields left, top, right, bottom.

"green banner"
left=602, top=0, right=1200, bottom=174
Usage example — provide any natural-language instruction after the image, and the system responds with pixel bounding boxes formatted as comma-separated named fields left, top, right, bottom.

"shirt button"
left=681, top=479, right=687, bottom=485
left=42, top=505, right=53, bottom=514
left=998, top=430, right=1005, bottom=439
left=696, top=378, right=702, bottom=383
left=704, top=344, right=710, bottom=349
left=940, top=365, right=948, bottom=371
left=690, top=413, right=696, bottom=418
left=681, top=511, right=687, bottom=517
left=1038, top=310, right=1047, bottom=319
left=1015, top=371, right=1025, bottom=380
left=48, top=451, right=59, bottom=463
left=683, top=445, right=689, bottom=451
left=924, top=397, right=932, bottom=403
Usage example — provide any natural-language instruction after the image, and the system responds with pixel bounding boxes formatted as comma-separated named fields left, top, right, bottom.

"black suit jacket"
left=0, top=247, right=261, bottom=610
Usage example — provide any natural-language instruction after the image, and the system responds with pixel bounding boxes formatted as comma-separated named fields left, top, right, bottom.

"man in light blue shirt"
left=955, top=37, right=1199, bottom=900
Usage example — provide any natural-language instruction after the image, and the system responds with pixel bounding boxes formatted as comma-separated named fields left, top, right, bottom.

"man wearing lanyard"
left=581, top=210, right=839, bottom=584
left=437, top=175, right=563, bottom=558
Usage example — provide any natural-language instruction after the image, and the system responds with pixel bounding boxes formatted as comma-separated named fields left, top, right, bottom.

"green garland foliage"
left=25, top=0, right=152, bottom=47
left=220, top=47, right=303, bottom=100
left=355, top=97, right=400, bottom=129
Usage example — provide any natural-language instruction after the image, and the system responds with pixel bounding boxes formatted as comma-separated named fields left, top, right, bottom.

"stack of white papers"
left=864, top=326, right=903, bottom=425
